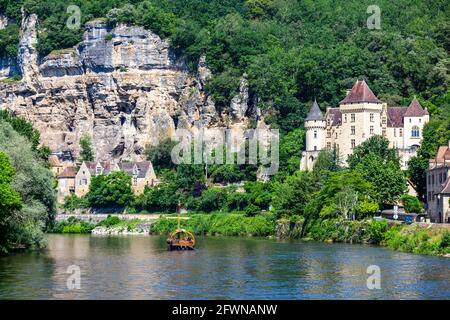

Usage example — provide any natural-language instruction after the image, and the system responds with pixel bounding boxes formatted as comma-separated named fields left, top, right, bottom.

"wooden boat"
left=167, top=229, right=196, bottom=251
left=167, top=201, right=196, bottom=251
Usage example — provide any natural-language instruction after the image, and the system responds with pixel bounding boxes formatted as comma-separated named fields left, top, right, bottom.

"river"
left=0, top=234, right=448, bottom=299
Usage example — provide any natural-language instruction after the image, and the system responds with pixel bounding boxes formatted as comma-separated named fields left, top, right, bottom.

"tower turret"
left=300, top=100, right=326, bottom=170
left=305, top=99, right=326, bottom=152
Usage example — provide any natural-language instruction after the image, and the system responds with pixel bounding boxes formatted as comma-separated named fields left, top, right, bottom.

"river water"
left=0, top=234, right=448, bottom=299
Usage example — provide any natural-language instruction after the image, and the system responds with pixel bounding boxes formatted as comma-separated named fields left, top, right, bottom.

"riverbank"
left=50, top=213, right=450, bottom=257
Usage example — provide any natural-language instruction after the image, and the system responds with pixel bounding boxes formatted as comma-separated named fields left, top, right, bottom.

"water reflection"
left=0, top=235, right=448, bottom=299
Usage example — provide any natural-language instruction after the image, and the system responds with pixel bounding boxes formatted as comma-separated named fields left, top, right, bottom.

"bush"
left=97, top=215, right=121, bottom=227
left=400, top=194, right=424, bottom=213
left=368, top=219, right=389, bottom=244
left=244, top=203, right=260, bottom=217
left=63, top=194, right=89, bottom=210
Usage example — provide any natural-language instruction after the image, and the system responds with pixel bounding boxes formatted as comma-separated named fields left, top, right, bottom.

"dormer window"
left=96, top=166, right=102, bottom=175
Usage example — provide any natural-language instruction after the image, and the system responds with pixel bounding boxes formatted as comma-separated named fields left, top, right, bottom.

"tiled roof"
left=118, top=161, right=151, bottom=178
left=48, top=155, right=60, bottom=167
left=58, top=167, right=77, bottom=178
left=404, top=97, right=429, bottom=117
left=306, top=100, right=325, bottom=121
left=327, top=108, right=342, bottom=126
left=340, top=80, right=381, bottom=104
left=387, top=107, right=406, bottom=127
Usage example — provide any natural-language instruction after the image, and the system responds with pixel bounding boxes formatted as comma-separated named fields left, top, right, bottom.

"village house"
left=55, top=160, right=158, bottom=203
left=300, top=80, right=429, bottom=170
left=56, top=167, right=77, bottom=203
left=426, top=141, right=450, bottom=223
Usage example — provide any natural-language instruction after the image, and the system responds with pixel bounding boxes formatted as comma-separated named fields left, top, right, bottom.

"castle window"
left=133, top=177, right=138, bottom=185
left=351, top=114, right=355, bottom=122
left=411, top=126, right=420, bottom=138
left=344, top=114, right=347, bottom=123
left=400, top=128, right=403, bottom=137
left=314, top=146, right=317, bottom=151
left=370, top=113, right=374, bottom=122
left=351, top=126, right=355, bottom=135
left=314, top=130, right=317, bottom=139
left=370, top=126, right=374, bottom=135
left=394, top=129, right=396, bottom=137
left=351, top=139, right=356, bottom=149
left=327, top=142, right=331, bottom=149
left=382, top=129, right=386, bottom=136
left=96, top=166, right=102, bottom=175
left=327, top=130, right=331, bottom=138
left=419, top=118, right=421, bottom=123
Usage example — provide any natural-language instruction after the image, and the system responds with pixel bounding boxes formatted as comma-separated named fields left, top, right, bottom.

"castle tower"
left=300, top=100, right=326, bottom=170
left=338, top=80, right=384, bottom=164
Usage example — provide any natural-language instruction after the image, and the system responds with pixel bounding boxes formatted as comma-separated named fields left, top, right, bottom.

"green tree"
left=347, top=135, right=400, bottom=169
left=0, top=120, right=56, bottom=252
left=79, top=134, right=94, bottom=162
left=0, top=152, right=23, bottom=215
left=354, top=154, right=407, bottom=205
left=145, top=138, right=178, bottom=172
left=87, top=171, right=133, bottom=208
left=401, top=194, right=424, bottom=213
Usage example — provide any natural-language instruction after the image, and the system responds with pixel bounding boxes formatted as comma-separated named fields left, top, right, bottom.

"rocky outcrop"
left=18, top=11, right=39, bottom=84
left=0, top=14, right=260, bottom=161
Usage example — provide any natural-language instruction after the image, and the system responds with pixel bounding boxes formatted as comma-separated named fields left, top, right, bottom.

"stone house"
left=300, top=80, right=429, bottom=170
left=74, top=161, right=116, bottom=198
left=56, top=167, right=77, bottom=203
left=117, top=161, right=158, bottom=195
left=72, top=160, right=157, bottom=200
left=426, top=142, right=450, bottom=223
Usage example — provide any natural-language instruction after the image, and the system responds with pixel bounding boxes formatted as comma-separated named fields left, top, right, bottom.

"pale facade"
left=301, top=80, right=429, bottom=170
left=56, top=167, right=77, bottom=203
left=426, top=142, right=450, bottom=223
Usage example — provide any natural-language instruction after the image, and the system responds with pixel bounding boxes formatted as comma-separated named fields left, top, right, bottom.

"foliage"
left=63, top=194, right=89, bottom=210
left=79, top=134, right=94, bottom=162
left=400, top=194, right=424, bottom=213
left=347, top=135, right=400, bottom=169
left=97, top=215, right=121, bottom=227
left=244, top=203, right=260, bottom=217
left=151, top=213, right=276, bottom=237
left=367, top=219, right=389, bottom=244
left=87, top=171, right=134, bottom=208
left=384, top=224, right=450, bottom=256
left=145, top=138, right=177, bottom=172
left=0, top=120, right=56, bottom=253
left=272, top=170, right=317, bottom=217
left=50, top=217, right=95, bottom=234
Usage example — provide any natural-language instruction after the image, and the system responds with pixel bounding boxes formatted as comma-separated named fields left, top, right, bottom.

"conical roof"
left=305, top=99, right=325, bottom=121
left=340, top=80, right=381, bottom=104
left=404, top=97, right=429, bottom=117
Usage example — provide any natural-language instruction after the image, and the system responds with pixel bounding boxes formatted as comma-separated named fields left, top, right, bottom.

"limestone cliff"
left=0, top=14, right=259, bottom=161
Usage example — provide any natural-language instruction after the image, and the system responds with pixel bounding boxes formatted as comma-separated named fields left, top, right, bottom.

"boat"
left=166, top=201, right=196, bottom=251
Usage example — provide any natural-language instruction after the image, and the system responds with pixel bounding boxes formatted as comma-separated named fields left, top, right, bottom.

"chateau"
left=300, top=80, right=429, bottom=170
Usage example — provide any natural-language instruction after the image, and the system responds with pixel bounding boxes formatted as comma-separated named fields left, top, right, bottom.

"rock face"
left=0, top=14, right=259, bottom=161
